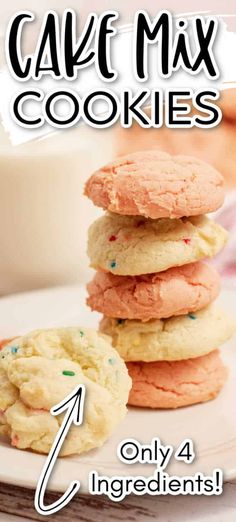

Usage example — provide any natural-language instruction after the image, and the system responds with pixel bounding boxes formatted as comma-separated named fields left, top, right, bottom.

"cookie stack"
left=85, top=150, right=234, bottom=409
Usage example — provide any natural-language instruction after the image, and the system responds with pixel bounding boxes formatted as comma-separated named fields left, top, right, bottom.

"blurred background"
left=0, top=1, right=236, bottom=295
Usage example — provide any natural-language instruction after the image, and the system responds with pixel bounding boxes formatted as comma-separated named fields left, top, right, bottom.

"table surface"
left=0, top=480, right=236, bottom=522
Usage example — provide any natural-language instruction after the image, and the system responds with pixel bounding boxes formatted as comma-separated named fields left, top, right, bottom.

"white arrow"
left=34, top=384, right=86, bottom=516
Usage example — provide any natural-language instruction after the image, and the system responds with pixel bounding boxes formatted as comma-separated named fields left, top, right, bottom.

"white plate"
left=0, top=285, right=236, bottom=492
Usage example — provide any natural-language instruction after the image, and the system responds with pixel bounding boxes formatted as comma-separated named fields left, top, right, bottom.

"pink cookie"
left=87, top=262, right=220, bottom=321
left=127, top=350, right=227, bottom=409
left=85, top=150, right=224, bottom=219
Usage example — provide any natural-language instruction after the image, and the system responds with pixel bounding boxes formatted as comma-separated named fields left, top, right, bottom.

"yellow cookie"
left=100, top=306, right=235, bottom=362
left=87, top=213, right=228, bottom=275
left=0, top=328, right=131, bottom=455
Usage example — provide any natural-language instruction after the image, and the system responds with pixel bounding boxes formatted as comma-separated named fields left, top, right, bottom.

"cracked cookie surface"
left=87, top=262, right=220, bottom=321
left=127, top=350, right=228, bottom=408
left=87, top=213, right=228, bottom=276
left=85, top=150, right=224, bottom=219
left=0, top=328, right=131, bottom=455
left=100, top=306, right=235, bottom=362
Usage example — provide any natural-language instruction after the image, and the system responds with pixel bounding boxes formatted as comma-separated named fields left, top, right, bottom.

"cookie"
left=85, top=150, right=224, bottom=219
left=100, top=306, right=235, bottom=362
left=87, top=262, right=220, bottom=321
left=0, top=328, right=131, bottom=455
left=127, top=350, right=228, bottom=408
left=88, top=213, right=228, bottom=276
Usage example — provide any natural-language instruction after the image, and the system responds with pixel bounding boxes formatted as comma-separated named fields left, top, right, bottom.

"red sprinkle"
left=183, top=238, right=191, bottom=244
left=12, top=435, right=19, bottom=447
left=109, top=235, right=117, bottom=242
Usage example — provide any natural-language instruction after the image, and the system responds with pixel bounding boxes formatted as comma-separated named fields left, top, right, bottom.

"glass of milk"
left=0, top=125, right=113, bottom=294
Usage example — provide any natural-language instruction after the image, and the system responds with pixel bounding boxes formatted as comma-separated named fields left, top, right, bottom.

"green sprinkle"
left=79, top=330, right=84, bottom=337
left=188, top=313, right=197, bottom=320
left=62, top=370, right=76, bottom=377
left=110, top=260, right=116, bottom=269
left=11, top=347, right=18, bottom=354
left=108, top=358, right=116, bottom=365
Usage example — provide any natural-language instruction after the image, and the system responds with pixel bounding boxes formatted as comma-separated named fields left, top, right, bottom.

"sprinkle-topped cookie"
left=0, top=328, right=131, bottom=455
left=88, top=213, right=228, bottom=276
left=100, top=306, right=235, bottom=362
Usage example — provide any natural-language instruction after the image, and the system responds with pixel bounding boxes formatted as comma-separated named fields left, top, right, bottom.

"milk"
left=0, top=125, right=113, bottom=294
